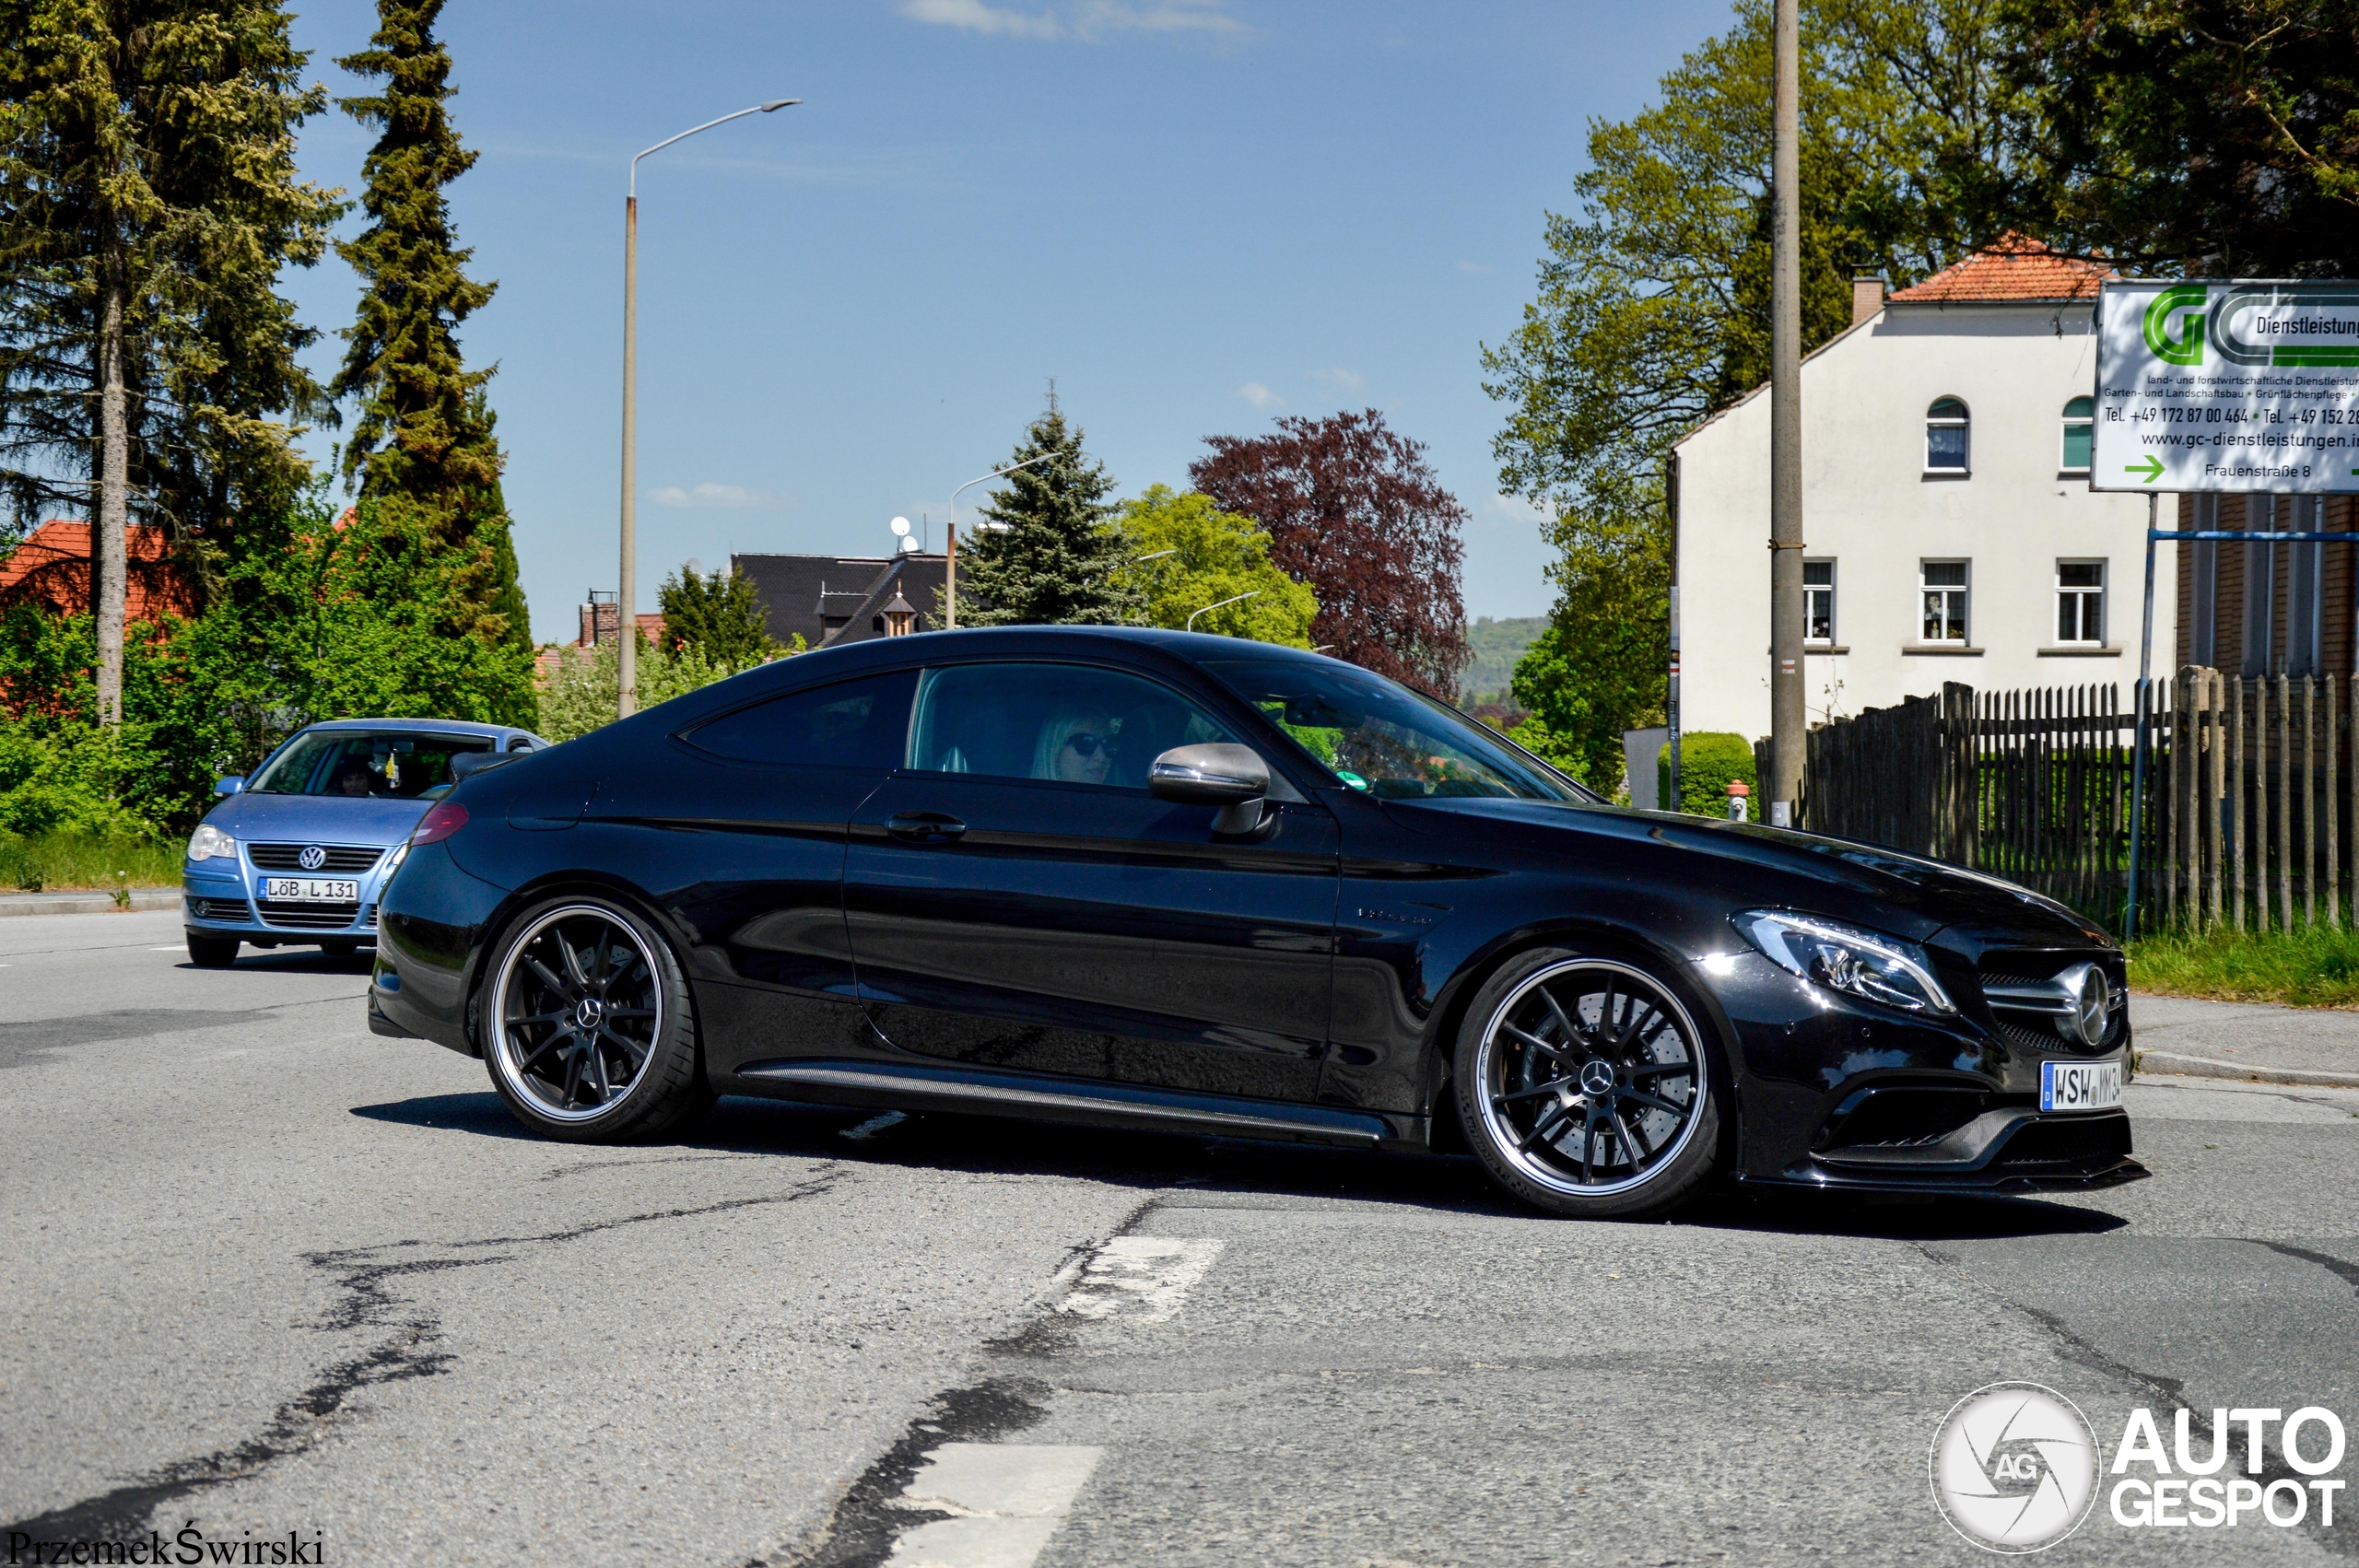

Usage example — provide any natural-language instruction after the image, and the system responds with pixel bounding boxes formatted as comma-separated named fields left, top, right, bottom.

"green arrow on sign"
left=2126, top=455, right=2165, bottom=483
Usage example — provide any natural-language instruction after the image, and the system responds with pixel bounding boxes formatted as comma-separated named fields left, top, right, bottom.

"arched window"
left=2060, top=395, right=2094, bottom=474
left=1925, top=397, right=1970, bottom=474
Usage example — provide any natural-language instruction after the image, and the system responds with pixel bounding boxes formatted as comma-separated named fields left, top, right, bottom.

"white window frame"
left=2060, top=397, right=2095, bottom=476
left=2055, top=559, right=2106, bottom=645
left=1919, top=560, right=1969, bottom=645
left=1925, top=397, right=1971, bottom=475
left=1802, top=558, right=1836, bottom=645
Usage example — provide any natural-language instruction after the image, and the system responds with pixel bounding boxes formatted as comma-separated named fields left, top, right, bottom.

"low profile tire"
left=186, top=933, right=239, bottom=968
left=479, top=897, right=710, bottom=1142
left=1455, top=947, right=1723, bottom=1220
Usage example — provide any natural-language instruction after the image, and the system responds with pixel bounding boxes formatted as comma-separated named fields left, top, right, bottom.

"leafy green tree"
left=536, top=637, right=760, bottom=744
left=1485, top=0, right=2025, bottom=791
left=2007, top=0, right=2358, bottom=275
left=657, top=563, right=788, bottom=664
left=958, top=398, right=1139, bottom=627
left=0, top=0, right=342, bottom=723
left=1110, top=486, right=1317, bottom=647
left=328, top=0, right=527, bottom=650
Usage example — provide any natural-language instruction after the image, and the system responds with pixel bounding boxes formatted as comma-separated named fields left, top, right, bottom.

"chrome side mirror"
left=1150, top=743, right=1271, bottom=835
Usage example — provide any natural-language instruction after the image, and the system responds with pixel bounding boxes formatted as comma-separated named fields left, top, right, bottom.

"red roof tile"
left=0, top=520, right=196, bottom=621
left=1887, top=233, right=2114, bottom=304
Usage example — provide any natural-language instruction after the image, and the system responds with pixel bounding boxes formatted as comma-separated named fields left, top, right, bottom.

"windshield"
left=246, top=731, right=494, bottom=799
left=1202, top=658, right=1595, bottom=803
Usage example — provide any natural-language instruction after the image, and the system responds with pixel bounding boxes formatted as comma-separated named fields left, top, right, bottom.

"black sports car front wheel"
left=479, top=897, right=710, bottom=1141
left=1457, top=949, right=1723, bottom=1219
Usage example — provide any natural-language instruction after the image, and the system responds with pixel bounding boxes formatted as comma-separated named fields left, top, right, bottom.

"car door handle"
left=886, top=812, right=967, bottom=843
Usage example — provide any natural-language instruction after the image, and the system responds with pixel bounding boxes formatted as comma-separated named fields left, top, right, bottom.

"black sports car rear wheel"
left=481, top=898, right=709, bottom=1141
left=1457, top=949, right=1721, bottom=1219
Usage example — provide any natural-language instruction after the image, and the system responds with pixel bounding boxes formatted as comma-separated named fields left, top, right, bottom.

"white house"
left=1672, top=238, right=2172, bottom=743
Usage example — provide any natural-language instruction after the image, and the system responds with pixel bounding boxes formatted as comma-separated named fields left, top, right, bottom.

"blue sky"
left=278, top=0, right=1735, bottom=642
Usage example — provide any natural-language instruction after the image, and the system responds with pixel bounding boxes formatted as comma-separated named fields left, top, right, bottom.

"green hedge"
left=1658, top=731, right=1757, bottom=820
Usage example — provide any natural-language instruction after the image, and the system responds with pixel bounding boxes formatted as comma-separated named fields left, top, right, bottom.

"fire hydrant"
left=1725, top=780, right=1750, bottom=821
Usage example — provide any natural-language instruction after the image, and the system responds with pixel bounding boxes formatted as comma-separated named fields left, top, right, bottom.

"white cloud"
left=648, top=482, right=791, bottom=510
left=1311, top=367, right=1365, bottom=392
left=900, top=0, right=1243, bottom=40
left=1483, top=492, right=1553, bottom=527
left=1234, top=381, right=1284, bottom=411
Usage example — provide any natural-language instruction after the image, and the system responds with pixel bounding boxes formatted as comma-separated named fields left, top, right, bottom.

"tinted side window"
left=685, top=669, right=917, bottom=768
left=907, top=661, right=1236, bottom=790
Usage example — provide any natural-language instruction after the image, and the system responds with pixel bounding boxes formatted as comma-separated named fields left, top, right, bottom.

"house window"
left=1920, top=561, right=1968, bottom=643
left=1803, top=560, right=1836, bottom=643
left=1926, top=397, right=1970, bottom=473
left=2061, top=396, right=2094, bottom=474
left=2056, top=561, right=2105, bottom=643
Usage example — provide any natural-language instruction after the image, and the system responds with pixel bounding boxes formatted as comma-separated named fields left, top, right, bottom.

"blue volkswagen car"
left=182, top=718, right=548, bottom=966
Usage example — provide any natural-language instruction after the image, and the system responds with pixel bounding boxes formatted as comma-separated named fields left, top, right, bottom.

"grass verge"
left=2126, top=922, right=2359, bottom=1009
left=0, top=833, right=182, bottom=895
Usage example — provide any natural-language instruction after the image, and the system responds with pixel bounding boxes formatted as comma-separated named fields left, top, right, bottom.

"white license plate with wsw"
left=261, top=877, right=358, bottom=904
left=2041, top=1059, right=2123, bottom=1112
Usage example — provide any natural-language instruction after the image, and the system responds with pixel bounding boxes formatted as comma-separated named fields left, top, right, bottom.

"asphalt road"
left=6, top=909, right=2358, bottom=1566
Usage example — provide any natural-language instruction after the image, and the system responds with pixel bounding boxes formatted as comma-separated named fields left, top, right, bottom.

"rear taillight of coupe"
left=410, top=802, right=469, bottom=847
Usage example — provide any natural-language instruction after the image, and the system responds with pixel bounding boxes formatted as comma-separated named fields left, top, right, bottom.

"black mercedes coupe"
left=368, top=626, right=2143, bottom=1218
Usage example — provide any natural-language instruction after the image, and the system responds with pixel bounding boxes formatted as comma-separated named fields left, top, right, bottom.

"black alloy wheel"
left=481, top=898, right=709, bottom=1141
left=1456, top=949, right=1721, bottom=1219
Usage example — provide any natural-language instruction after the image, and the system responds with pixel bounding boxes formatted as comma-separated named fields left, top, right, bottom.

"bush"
left=537, top=638, right=775, bottom=743
left=1658, top=731, right=1756, bottom=820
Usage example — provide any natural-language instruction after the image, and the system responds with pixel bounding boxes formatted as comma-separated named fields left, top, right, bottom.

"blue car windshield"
left=247, top=731, right=493, bottom=799
left=1200, top=658, right=1597, bottom=802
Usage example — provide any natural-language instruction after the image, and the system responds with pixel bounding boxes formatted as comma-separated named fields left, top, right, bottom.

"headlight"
left=1734, top=909, right=1955, bottom=1014
left=187, top=824, right=237, bottom=862
left=381, top=839, right=409, bottom=879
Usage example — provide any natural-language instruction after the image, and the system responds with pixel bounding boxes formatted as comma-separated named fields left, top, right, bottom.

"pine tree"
left=0, top=0, right=341, bottom=724
left=329, top=0, right=527, bottom=656
left=959, top=397, right=1137, bottom=627
left=658, top=563, right=784, bottom=665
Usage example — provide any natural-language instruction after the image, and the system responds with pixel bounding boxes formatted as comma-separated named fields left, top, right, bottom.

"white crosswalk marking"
left=1053, top=1235, right=1226, bottom=1324
left=884, top=1444, right=1104, bottom=1568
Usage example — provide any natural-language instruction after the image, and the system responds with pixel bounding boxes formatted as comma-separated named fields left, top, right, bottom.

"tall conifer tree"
left=329, top=0, right=528, bottom=655
left=958, top=395, right=1138, bottom=627
left=0, top=0, right=340, bottom=724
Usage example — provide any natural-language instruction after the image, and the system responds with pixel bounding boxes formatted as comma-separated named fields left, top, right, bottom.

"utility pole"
left=1766, top=0, right=1804, bottom=826
left=617, top=99, right=798, bottom=719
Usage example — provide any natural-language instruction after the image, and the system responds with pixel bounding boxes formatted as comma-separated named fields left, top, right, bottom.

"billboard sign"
left=2093, top=279, right=2359, bottom=492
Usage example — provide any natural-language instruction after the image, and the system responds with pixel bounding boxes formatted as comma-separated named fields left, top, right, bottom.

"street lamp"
left=616, top=97, right=799, bottom=719
left=1187, top=590, right=1258, bottom=632
left=944, top=453, right=1053, bottom=629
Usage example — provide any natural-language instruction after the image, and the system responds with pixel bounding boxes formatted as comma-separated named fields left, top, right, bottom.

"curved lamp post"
left=617, top=98, right=799, bottom=718
left=944, top=452, right=1053, bottom=629
left=1187, top=590, right=1259, bottom=632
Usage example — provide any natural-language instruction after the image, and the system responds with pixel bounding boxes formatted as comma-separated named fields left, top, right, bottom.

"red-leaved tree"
left=1190, top=409, right=1471, bottom=698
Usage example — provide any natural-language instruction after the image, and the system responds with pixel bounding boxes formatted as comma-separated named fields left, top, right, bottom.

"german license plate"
left=2041, top=1059, right=2123, bottom=1112
left=261, top=877, right=358, bottom=904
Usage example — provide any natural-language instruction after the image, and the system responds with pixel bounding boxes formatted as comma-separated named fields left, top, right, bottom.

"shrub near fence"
left=1798, top=671, right=2353, bottom=938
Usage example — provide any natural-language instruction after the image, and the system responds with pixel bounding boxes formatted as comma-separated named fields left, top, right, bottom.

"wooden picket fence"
left=1796, top=671, right=2357, bottom=937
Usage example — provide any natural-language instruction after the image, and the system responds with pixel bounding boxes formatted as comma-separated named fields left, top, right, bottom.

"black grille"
left=360, top=903, right=378, bottom=930
left=256, top=901, right=362, bottom=930
left=186, top=895, right=251, bottom=923
left=1993, top=1112, right=2132, bottom=1172
left=1818, top=1084, right=1996, bottom=1152
left=249, top=843, right=383, bottom=872
left=1976, top=949, right=2128, bottom=1054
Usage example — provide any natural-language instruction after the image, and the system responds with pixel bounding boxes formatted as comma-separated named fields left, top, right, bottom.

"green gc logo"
left=2144, top=285, right=2208, bottom=366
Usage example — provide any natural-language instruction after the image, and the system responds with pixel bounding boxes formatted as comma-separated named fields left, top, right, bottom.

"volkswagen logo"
left=1930, top=1382, right=2099, bottom=1552
left=1578, top=1059, right=1616, bottom=1096
left=298, top=845, right=327, bottom=872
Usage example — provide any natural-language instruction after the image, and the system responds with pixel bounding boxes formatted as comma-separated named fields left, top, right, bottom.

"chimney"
left=1851, top=274, right=1885, bottom=328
